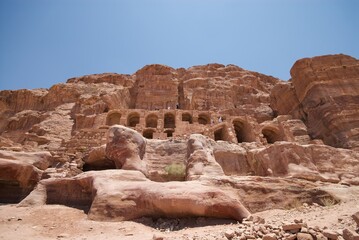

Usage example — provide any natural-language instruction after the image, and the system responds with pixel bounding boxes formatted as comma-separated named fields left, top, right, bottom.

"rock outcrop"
left=105, top=125, right=148, bottom=175
left=186, top=134, right=225, bottom=180
left=20, top=170, right=250, bottom=221
left=0, top=150, right=52, bottom=203
left=1, top=54, right=359, bottom=227
left=271, top=54, right=359, bottom=150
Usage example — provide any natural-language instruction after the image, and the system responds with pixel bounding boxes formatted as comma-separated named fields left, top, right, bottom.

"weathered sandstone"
left=0, top=150, right=52, bottom=202
left=105, top=125, right=148, bottom=175
left=20, top=170, right=251, bottom=221
left=0, top=54, right=359, bottom=230
left=271, top=54, right=359, bottom=150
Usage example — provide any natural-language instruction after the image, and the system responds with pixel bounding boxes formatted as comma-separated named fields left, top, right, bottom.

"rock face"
left=1, top=54, right=359, bottom=225
left=20, top=170, right=250, bottom=221
left=0, top=150, right=52, bottom=203
left=271, top=54, right=359, bottom=150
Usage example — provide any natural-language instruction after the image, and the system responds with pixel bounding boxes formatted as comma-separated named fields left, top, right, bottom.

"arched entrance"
left=198, top=113, right=210, bottom=125
left=143, top=129, right=155, bottom=139
left=164, top=113, right=176, bottom=128
left=106, top=112, right=121, bottom=126
left=214, top=127, right=225, bottom=141
left=146, top=114, right=158, bottom=128
left=233, top=120, right=254, bottom=143
left=262, top=128, right=281, bottom=144
left=127, top=112, right=140, bottom=127
left=182, top=113, right=193, bottom=124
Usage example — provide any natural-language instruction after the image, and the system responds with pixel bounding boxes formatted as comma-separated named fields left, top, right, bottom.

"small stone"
left=342, top=228, right=359, bottom=240
left=152, top=233, right=165, bottom=240
left=57, top=234, right=70, bottom=238
left=245, top=215, right=254, bottom=221
left=253, top=216, right=265, bottom=224
left=295, top=219, right=303, bottom=224
left=282, top=223, right=302, bottom=232
left=301, top=227, right=308, bottom=233
left=262, top=233, right=277, bottom=240
left=284, top=234, right=297, bottom=240
left=323, top=230, right=339, bottom=239
left=253, top=225, right=260, bottom=232
left=315, top=233, right=328, bottom=240
left=224, top=230, right=236, bottom=239
left=297, top=233, right=314, bottom=240
left=260, top=225, right=268, bottom=234
left=238, top=234, right=246, bottom=240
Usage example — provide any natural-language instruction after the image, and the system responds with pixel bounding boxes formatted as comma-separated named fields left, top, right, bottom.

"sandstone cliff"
left=271, top=54, right=359, bottom=150
left=1, top=55, right=359, bottom=226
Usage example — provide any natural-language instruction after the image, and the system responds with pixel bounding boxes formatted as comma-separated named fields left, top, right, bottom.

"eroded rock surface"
left=1, top=55, right=359, bottom=229
left=20, top=170, right=250, bottom=221
left=271, top=54, right=359, bottom=150
left=0, top=150, right=52, bottom=203
left=105, top=125, right=148, bottom=175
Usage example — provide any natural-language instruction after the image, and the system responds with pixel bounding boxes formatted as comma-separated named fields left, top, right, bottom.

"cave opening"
left=106, top=112, right=121, bottom=126
left=164, top=113, right=176, bottom=128
left=182, top=113, right=193, bottom=124
left=82, top=160, right=116, bottom=171
left=214, top=128, right=224, bottom=141
left=198, top=114, right=210, bottom=125
left=146, top=114, right=158, bottom=128
left=262, top=128, right=281, bottom=144
left=143, top=129, right=155, bottom=139
left=127, top=113, right=140, bottom=127
left=233, top=120, right=253, bottom=143
left=164, top=129, right=174, bottom=137
left=0, top=180, right=33, bottom=203
left=45, top=181, right=93, bottom=213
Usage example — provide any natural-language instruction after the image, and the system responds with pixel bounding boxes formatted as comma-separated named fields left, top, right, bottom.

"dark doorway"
left=127, top=113, right=140, bottom=127
left=164, top=113, right=176, bottom=128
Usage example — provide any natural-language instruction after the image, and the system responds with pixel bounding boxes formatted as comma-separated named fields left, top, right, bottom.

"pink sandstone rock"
left=20, top=170, right=251, bottom=221
left=271, top=54, right=359, bottom=150
left=105, top=125, right=148, bottom=176
left=0, top=150, right=52, bottom=203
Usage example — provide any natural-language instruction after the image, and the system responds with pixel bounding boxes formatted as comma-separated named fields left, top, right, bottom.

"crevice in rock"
left=135, top=217, right=236, bottom=231
left=45, top=179, right=94, bottom=213
left=0, top=180, right=33, bottom=203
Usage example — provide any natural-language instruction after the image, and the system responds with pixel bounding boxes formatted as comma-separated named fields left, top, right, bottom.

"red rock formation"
left=271, top=54, right=359, bottom=150
left=1, top=55, right=359, bottom=224
left=0, top=150, right=52, bottom=203
left=106, top=125, right=148, bottom=175
left=20, top=170, right=251, bottom=221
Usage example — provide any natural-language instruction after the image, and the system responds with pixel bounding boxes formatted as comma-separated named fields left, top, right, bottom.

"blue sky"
left=0, top=0, right=358, bottom=90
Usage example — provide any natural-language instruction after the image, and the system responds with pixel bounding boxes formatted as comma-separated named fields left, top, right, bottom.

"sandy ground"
left=1, top=185, right=358, bottom=240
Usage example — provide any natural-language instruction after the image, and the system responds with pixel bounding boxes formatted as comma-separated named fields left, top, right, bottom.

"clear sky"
left=0, top=0, right=358, bottom=90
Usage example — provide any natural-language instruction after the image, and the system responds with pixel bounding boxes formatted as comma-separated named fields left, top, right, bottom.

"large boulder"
left=106, top=125, right=148, bottom=176
left=186, top=134, right=225, bottom=180
left=0, top=150, right=52, bottom=203
left=20, top=170, right=251, bottom=221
